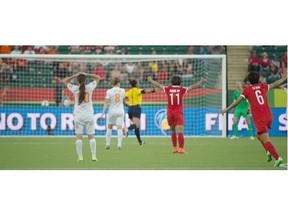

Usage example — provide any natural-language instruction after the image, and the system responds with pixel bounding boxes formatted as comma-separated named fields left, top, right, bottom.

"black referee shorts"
left=128, top=105, right=141, bottom=119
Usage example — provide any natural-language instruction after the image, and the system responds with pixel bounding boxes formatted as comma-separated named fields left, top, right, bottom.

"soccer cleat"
left=92, top=156, right=98, bottom=161
left=172, top=147, right=178, bottom=153
left=267, top=152, right=272, bottom=162
left=117, top=146, right=122, bottom=150
left=250, top=136, right=255, bottom=140
left=178, top=148, right=185, bottom=154
left=274, top=157, right=284, bottom=167
left=139, top=140, right=145, bottom=146
left=230, top=136, right=239, bottom=140
left=78, top=156, right=83, bottom=162
left=105, top=145, right=110, bottom=150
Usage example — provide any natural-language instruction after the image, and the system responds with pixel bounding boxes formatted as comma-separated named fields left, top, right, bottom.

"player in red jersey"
left=221, top=72, right=287, bottom=167
left=148, top=75, right=205, bottom=154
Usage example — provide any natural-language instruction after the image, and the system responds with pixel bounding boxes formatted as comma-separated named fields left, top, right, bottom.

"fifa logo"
left=154, top=109, right=170, bottom=135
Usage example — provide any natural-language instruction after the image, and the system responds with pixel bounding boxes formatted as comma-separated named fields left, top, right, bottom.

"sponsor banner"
left=0, top=107, right=286, bottom=136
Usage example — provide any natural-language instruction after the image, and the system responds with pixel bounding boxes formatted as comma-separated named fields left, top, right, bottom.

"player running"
left=230, top=80, right=254, bottom=140
left=101, top=78, right=127, bottom=150
left=63, top=72, right=101, bottom=162
left=125, top=79, right=156, bottom=146
left=148, top=75, right=205, bottom=154
left=221, top=72, right=287, bottom=167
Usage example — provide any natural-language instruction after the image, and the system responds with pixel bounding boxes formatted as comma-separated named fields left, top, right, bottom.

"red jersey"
left=163, top=86, right=187, bottom=113
left=241, top=84, right=272, bottom=119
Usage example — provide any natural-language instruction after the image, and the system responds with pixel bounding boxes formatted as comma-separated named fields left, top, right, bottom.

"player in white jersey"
left=101, top=78, right=127, bottom=149
left=63, top=72, right=101, bottom=161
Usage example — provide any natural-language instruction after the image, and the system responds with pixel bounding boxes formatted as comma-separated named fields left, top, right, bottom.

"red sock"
left=264, top=142, right=279, bottom=160
left=171, top=132, right=177, bottom=147
left=178, top=133, right=184, bottom=148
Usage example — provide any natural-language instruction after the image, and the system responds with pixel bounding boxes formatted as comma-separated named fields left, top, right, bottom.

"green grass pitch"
left=0, top=137, right=286, bottom=170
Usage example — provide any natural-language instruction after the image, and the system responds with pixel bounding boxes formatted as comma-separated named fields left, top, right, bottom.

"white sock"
left=117, top=129, right=123, bottom=148
left=106, top=129, right=112, bottom=147
left=75, top=139, right=82, bottom=157
left=89, top=139, right=96, bottom=157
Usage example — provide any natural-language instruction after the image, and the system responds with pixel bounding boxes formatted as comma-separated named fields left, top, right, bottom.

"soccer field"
left=0, top=137, right=286, bottom=170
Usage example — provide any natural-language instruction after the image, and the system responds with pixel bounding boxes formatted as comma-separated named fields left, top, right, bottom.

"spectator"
left=125, top=62, right=136, bottom=78
left=95, top=46, right=103, bottom=54
left=10, top=46, right=22, bottom=55
left=47, top=46, right=58, bottom=54
left=92, top=63, right=106, bottom=82
left=21, top=46, right=30, bottom=53
left=82, top=46, right=94, bottom=54
left=281, top=51, right=287, bottom=73
left=110, top=63, right=122, bottom=80
left=116, top=47, right=127, bottom=55
left=34, top=46, right=48, bottom=54
left=0, top=46, right=11, bottom=54
left=104, top=46, right=115, bottom=54
left=68, top=46, right=81, bottom=54
left=199, top=46, right=209, bottom=54
left=0, top=62, right=13, bottom=84
left=187, top=46, right=195, bottom=55
left=248, top=50, right=260, bottom=73
left=0, top=86, right=8, bottom=106
left=266, top=64, right=281, bottom=84
left=151, top=50, right=157, bottom=55
left=148, top=60, right=158, bottom=77
left=181, top=59, right=193, bottom=78
left=23, top=46, right=36, bottom=55
left=53, top=63, right=69, bottom=106
left=259, top=52, right=270, bottom=77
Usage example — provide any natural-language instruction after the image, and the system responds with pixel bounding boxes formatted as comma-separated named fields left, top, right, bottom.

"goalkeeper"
left=231, top=80, right=254, bottom=140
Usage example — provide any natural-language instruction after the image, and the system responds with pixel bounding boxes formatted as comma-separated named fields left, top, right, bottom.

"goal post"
left=0, top=54, right=227, bottom=137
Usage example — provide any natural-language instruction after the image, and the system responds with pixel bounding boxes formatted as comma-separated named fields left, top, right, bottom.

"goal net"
left=0, top=54, right=226, bottom=137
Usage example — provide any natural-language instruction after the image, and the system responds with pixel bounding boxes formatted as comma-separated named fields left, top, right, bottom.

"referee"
left=125, top=79, right=156, bottom=146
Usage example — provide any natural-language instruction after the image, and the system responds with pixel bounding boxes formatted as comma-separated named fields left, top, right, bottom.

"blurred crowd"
left=247, top=49, right=287, bottom=84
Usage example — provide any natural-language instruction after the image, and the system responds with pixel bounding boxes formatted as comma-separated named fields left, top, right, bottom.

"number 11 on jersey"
left=169, top=93, right=180, bottom=105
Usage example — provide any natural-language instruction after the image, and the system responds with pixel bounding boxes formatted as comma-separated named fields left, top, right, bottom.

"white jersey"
left=105, top=87, right=125, bottom=114
left=67, top=81, right=97, bottom=115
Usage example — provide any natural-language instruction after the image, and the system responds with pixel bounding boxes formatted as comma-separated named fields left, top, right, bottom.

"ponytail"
left=77, top=74, right=86, bottom=105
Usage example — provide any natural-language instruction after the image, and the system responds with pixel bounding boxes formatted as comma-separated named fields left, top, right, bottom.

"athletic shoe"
left=117, top=146, right=122, bottom=150
left=250, top=136, right=255, bottom=140
left=105, top=145, right=110, bottom=150
left=274, top=157, right=284, bottom=167
left=92, top=156, right=98, bottom=162
left=178, top=148, right=185, bottom=154
left=230, top=136, right=239, bottom=140
left=78, top=156, right=83, bottom=162
left=267, top=152, right=272, bottom=162
left=172, top=147, right=178, bottom=153
left=139, top=140, right=145, bottom=146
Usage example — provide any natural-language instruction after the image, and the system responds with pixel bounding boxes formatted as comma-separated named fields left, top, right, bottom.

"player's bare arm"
left=86, top=73, right=101, bottom=83
left=62, top=74, right=78, bottom=85
left=147, top=76, right=163, bottom=89
left=221, top=96, right=244, bottom=115
left=269, top=71, right=287, bottom=89
left=187, top=78, right=205, bottom=92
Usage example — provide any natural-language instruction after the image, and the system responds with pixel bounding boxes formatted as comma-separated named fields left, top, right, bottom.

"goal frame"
left=0, top=54, right=227, bottom=137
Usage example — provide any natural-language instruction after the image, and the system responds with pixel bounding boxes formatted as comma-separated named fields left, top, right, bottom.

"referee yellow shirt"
left=125, top=87, right=143, bottom=106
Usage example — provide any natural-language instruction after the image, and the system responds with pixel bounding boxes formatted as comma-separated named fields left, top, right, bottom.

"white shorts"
left=107, top=112, right=124, bottom=126
left=74, top=113, right=95, bottom=135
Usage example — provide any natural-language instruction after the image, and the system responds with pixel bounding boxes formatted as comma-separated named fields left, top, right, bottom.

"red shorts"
left=254, top=116, right=272, bottom=134
left=167, top=111, right=184, bottom=126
